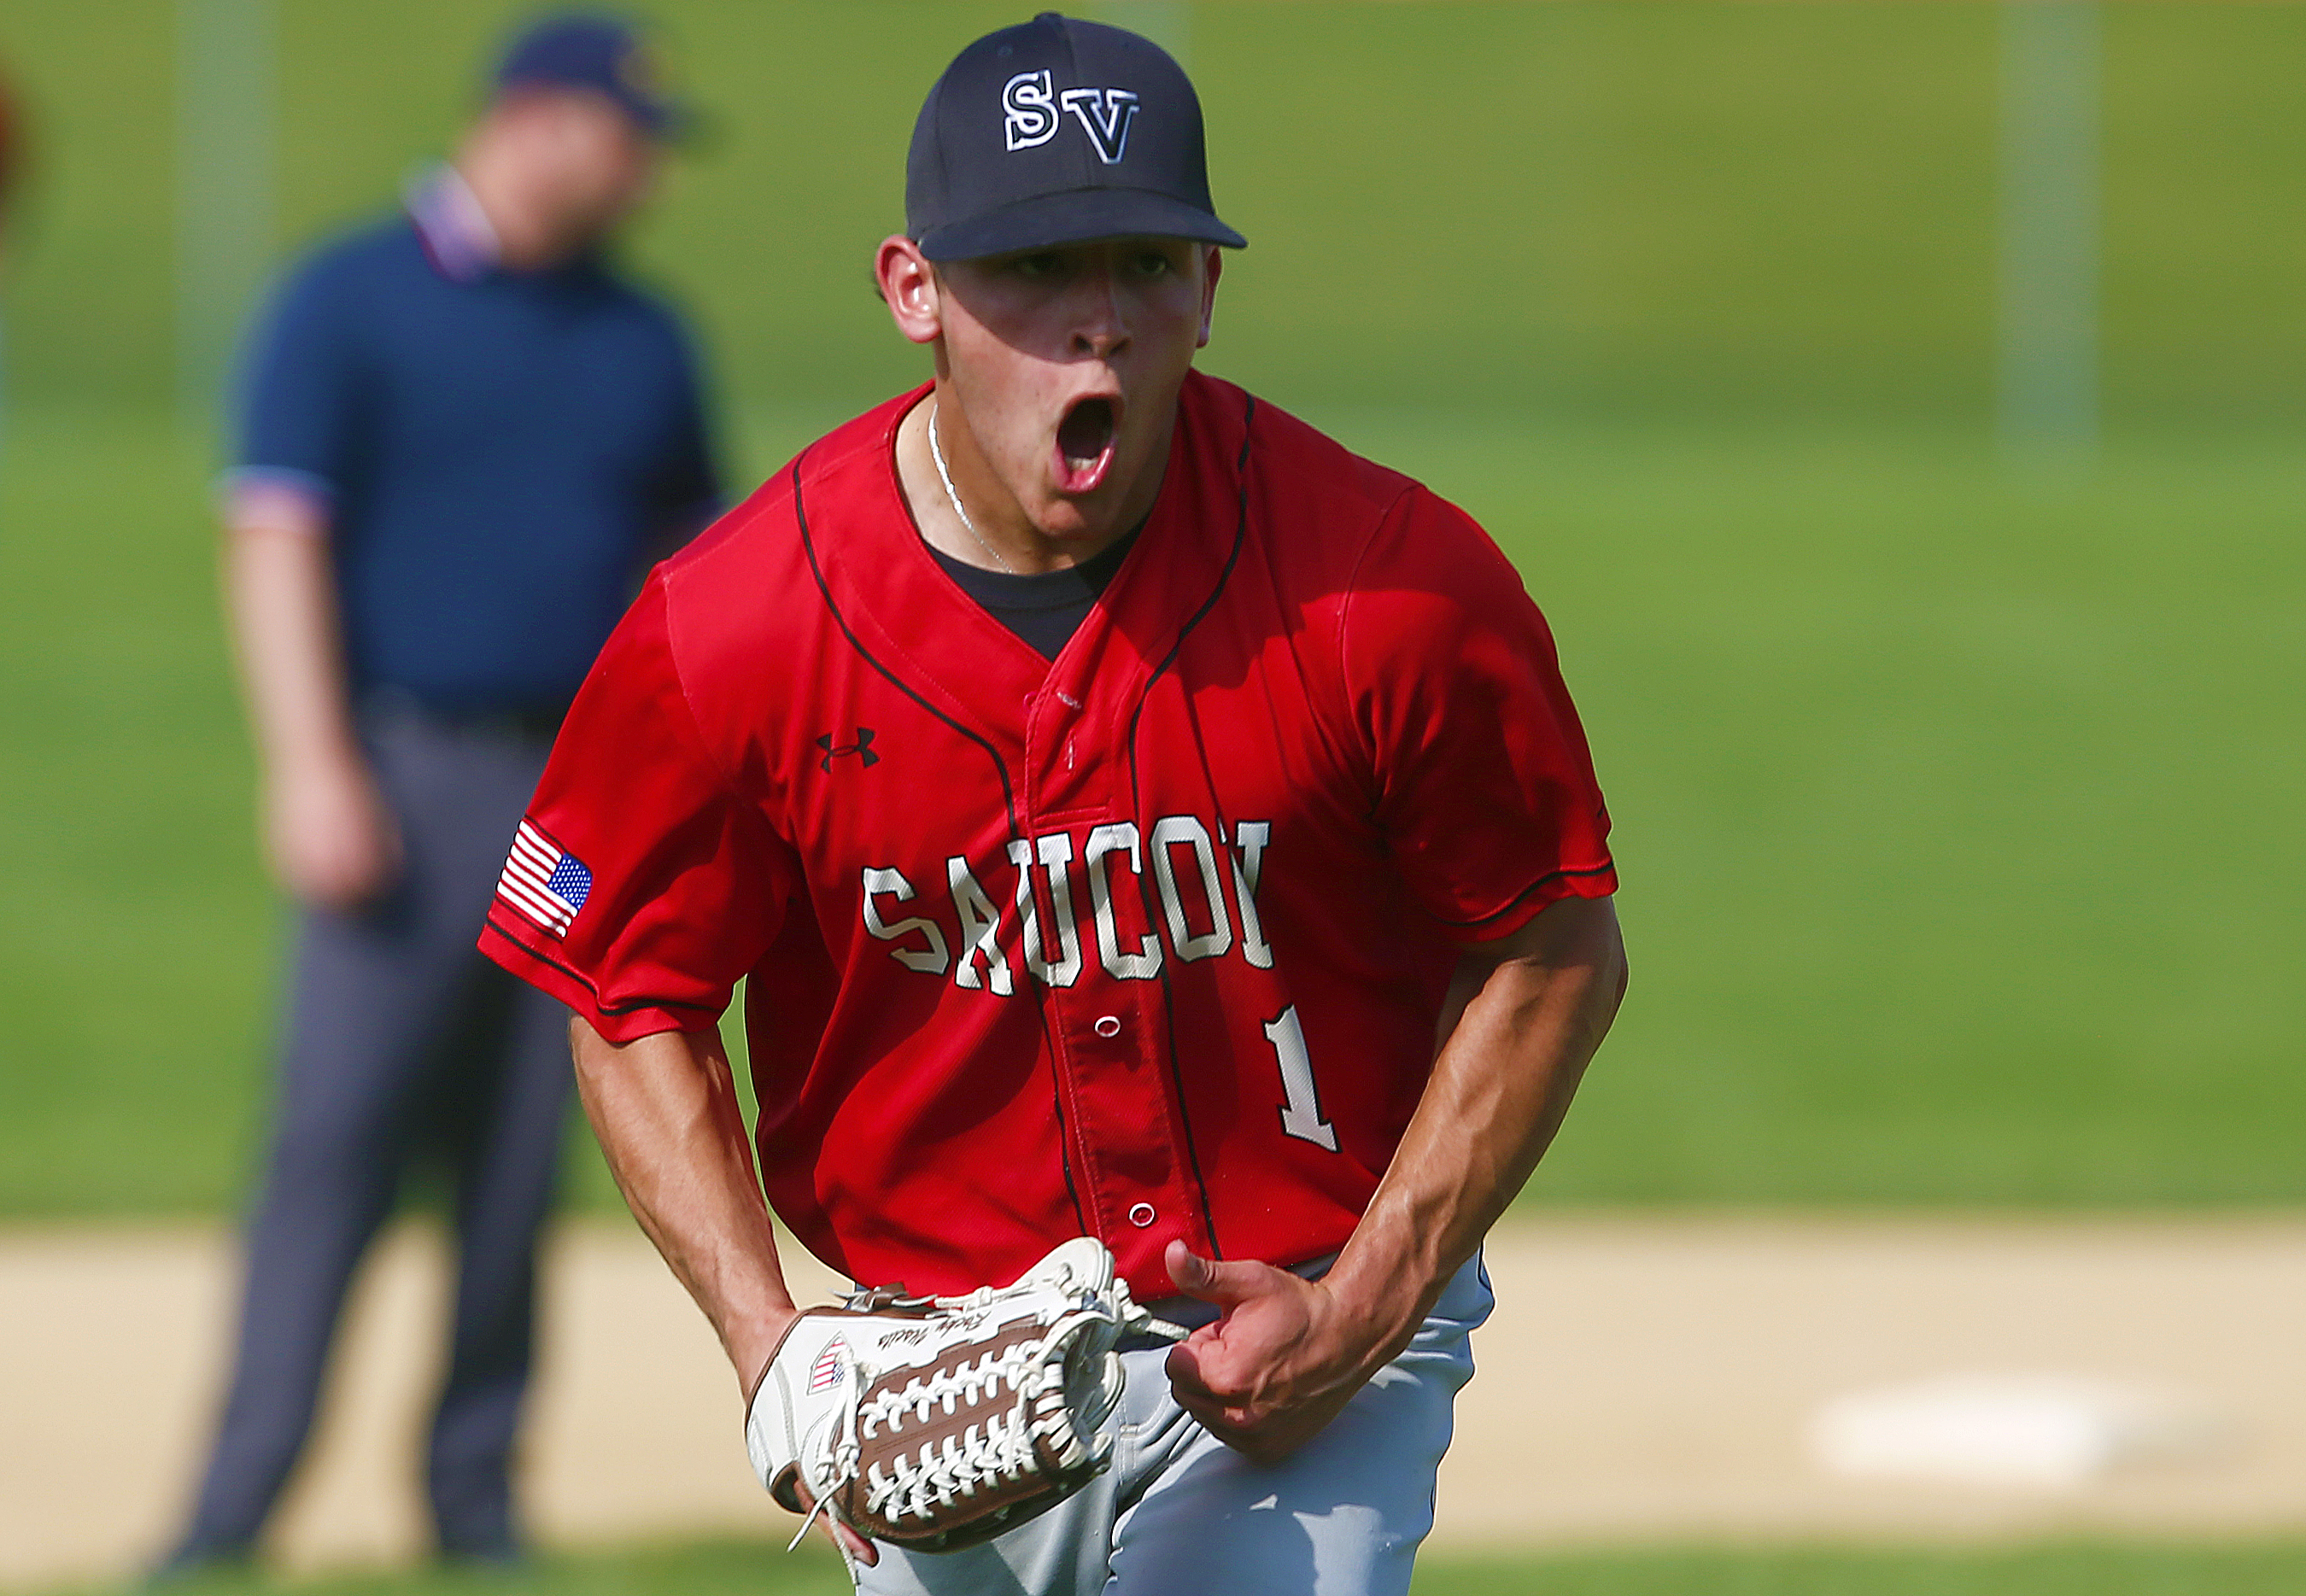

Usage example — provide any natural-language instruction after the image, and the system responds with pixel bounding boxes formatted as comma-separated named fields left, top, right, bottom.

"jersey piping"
left=790, top=447, right=1093, bottom=1242
left=1439, top=860, right=1622, bottom=931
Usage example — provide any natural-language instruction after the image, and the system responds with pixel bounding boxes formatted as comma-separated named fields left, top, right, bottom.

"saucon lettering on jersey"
left=858, top=815, right=1272, bottom=994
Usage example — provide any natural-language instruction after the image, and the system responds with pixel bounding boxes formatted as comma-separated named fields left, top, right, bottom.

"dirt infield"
left=4, top=1214, right=2303, bottom=1588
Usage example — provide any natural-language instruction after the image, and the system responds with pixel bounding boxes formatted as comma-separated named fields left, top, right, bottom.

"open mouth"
left=1053, top=396, right=1120, bottom=494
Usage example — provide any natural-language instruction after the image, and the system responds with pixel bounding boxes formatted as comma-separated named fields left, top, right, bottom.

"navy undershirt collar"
left=927, top=526, right=1141, bottom=661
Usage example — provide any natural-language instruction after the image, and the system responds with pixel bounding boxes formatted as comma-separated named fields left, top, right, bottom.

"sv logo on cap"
left=1003, top=70, right=1141, bottom=165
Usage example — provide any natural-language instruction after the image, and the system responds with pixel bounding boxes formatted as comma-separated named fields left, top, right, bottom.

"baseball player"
left=482, top=15, right=1624, bottom=1595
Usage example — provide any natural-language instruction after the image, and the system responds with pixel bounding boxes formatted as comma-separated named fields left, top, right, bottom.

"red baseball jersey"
left=481, top=371, right=1615, bottom=1301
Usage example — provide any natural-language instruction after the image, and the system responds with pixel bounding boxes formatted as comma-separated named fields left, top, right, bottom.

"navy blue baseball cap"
left=492, top=12, right=690, bottom=138
left=907, top=12, right=1245, bottom=262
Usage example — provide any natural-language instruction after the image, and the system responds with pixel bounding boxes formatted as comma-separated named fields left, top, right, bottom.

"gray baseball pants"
left=850, top=1251, right=1494, bottom=1596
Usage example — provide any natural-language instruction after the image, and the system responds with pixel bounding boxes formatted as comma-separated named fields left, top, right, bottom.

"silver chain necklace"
left=927, top=401, right=1016, bottom=575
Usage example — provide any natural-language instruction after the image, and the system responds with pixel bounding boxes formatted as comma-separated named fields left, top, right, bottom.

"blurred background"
left=0, top=2, right=2301, bottom=1593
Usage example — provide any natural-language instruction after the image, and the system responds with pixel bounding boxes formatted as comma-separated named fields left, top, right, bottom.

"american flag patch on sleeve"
left=497, top=820, right=592, bottom=938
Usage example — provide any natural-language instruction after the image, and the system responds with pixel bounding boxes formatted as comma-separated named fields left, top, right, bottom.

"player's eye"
left=1129, top=250, right=1173, bottom=278
left=1010, top=252, right=1067, bottom=281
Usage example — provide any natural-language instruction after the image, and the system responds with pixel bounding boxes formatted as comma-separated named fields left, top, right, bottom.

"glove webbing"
left=784, top=1265, right=1186, bottom=1552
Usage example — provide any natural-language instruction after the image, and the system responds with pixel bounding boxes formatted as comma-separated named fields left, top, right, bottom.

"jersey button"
left=1093, top=1015, right=1122, bottom=1038
left=1127, top=1202, right=1156, bottom=1228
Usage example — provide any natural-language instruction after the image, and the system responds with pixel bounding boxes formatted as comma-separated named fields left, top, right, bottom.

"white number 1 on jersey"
left=1262, top=1005, right=1339, bottom=1152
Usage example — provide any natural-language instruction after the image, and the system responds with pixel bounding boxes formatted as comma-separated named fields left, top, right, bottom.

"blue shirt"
left=235, top=190, right=720, bottom=715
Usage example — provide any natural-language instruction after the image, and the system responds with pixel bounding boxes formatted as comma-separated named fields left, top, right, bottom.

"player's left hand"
left=1161, top=1240, right=1410, bottom=1464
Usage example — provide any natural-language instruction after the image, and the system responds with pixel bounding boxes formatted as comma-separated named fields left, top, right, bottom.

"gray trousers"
left=172, top=705, right=571, bottom=1559
left=854, top=1253, right=1494, bottom=1596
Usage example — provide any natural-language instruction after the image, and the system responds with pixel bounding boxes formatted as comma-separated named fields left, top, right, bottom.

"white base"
left=1810, top=1371, right=2231, bottom=1491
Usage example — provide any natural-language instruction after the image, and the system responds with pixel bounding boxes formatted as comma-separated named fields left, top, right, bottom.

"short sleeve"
left=1343, top=487, right=1617, bottom=941
left=234, top=253, right=364, bottom=498
left=479, top=573, right=799, bottom=1039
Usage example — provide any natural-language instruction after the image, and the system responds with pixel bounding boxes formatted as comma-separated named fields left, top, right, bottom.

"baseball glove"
left=745, top=1236, right=1183, bottom=1553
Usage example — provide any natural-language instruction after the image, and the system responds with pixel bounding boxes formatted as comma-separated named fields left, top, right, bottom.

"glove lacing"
left=784, top=1353, right=866, bottom=1552
left=787, top=1286, right=1184, bottom=1547
left=860, top=1332, right=1074, bottom=1528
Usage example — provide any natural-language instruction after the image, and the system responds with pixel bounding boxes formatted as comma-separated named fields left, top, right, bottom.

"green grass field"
left=11, top=3, right=2306, bottom=421
left=3, top=4, right=2301, bottom=1590
left=58, top=1537, right=2306, bottom=1596
left=2, top=403, right=2298, bottom=1215
left=3, top=3, right=2302, bottom=1217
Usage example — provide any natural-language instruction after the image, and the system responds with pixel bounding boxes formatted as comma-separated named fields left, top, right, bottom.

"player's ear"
left=1197, top=246, right=1222, bottom=349
left=876, top=236, right=943, bottom=347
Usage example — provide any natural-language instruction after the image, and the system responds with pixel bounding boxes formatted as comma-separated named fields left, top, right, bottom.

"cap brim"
left=918, top=187, right=1246, bottom=262
left=497, top=74, right=704, bottom=146
left=623, top=93, right=707, bottom=145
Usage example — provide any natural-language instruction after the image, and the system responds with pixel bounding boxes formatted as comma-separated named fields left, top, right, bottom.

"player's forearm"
left=222, top=505, right=360, bottom=775
left=569, top=1018, right=802, bottom=1393
left=1326, top=895, right=1627, bottom=1350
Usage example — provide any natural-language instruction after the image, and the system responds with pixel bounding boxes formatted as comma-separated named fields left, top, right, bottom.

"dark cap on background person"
left=906, top=10, right=1245, bottom=262
left=493, top=11, right=690, bottom=137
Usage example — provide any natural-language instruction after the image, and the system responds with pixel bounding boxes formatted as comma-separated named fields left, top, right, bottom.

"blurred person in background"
left=155, top=13, right=719, bottom=1575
